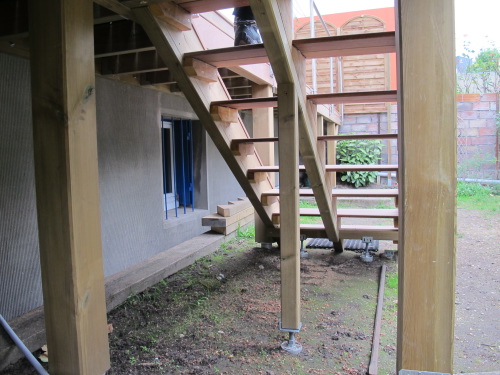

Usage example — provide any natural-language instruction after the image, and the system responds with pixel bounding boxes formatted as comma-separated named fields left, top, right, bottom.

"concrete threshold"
left=0, top=229, right=238, bottom=370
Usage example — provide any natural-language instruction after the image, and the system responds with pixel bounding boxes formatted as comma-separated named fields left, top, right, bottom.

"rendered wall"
left=0, top=53, right=244, bottom=321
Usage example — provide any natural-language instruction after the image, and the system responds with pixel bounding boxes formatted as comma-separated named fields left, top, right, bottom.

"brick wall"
left=339, top=93, right=499, bottom=181
left=457, top=93, right=499, bottom=179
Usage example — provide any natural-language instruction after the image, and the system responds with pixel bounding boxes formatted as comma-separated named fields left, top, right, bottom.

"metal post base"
left=299, top=234, right=309, bottom=258
left=360, top=236, right=374, bottom=262
left=281, top=332, right=302, bottom=355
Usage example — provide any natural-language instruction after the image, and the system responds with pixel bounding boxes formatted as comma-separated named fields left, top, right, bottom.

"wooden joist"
left=292, top=31, right=396, bottom=58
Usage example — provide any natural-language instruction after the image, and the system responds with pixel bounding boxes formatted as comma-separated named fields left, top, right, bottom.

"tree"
left=457, top=43, right=500, bottom=94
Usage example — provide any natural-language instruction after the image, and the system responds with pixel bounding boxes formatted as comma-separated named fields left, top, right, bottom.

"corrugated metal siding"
left=0, top=53, right=43, bottom=321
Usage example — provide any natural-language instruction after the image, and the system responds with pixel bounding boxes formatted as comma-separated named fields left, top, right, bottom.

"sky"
left=221, top=0, right=500, bottom=58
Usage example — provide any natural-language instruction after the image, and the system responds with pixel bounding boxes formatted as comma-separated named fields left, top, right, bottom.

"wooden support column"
left=396, top=0, right=456, bottom=372
left=278, top=83, right=300, bottom=330
left=252, top=83, right=276, bottom=244
left=252, top=84, right=275, bottom=181
left=29, top=0, right=110, bottom=373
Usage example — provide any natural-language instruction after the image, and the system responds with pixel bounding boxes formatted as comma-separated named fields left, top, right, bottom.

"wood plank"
left=202, top=206, right=255, bottom=227
left=277, top=82, right=301, bottom=330
left=211, top=212, right=254, bottom=235
left=292, top=31, right=396, bottom=58
left=396, top=0, right=456, bottom=372
left=308, top=90, right=397, bottom=105
left=184, top=44, right=269, bottom=68
left=217, top=198, right=253, bottom=217
left=28, top=0, right=110, bottom=373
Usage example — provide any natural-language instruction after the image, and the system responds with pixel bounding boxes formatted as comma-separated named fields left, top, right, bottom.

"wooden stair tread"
left=300, top=223, right=397, bottom=230
left=331, top=188, right=399, bottom=197
left=213, top=91, right=396, bottom=109
left=317, top=134, right=398, bottom=141
left=292, top=31, right=396, bottom=58
left=184, top=44, right=268, bottom=68
left=262, top=188, right=399, bottom=197
left=248, top=164, right=398, bottom=174
left=176, top=0, right=250, bottom=14
left=308, top=90, right=397, bottom=105
left=185, top=32, right=396, bottom=68
left=328, top=164, right=398, bottom=172
left=275, top=208, right=398, bottom=217
left=212, top=97, right=278, bottom=109
left=298, top=223, right=398, bottom=241
left=273, top=208, right=398, bottom=218
left=231, top=133, right=398, bottom=153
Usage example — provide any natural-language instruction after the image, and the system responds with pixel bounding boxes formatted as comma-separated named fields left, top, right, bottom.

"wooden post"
left=396, top=0, right=456, bottom=372
left=252, top=84, right=276, bottom=244
left=278, top=83, right=300, bottom=330
left=29, top=0, right=110, bottom=373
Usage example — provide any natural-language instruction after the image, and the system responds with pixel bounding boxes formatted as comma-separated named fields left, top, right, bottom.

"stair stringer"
left=132, top=7, right=278, bottom=227
left=250, top=0, right=340, bottom=244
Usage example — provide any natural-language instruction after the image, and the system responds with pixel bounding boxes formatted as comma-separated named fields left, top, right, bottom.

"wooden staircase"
left=128, top=0, right=399, bottom=250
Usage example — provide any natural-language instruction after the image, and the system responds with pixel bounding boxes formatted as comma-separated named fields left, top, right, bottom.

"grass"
left=456, top=181, right=500, bottom=211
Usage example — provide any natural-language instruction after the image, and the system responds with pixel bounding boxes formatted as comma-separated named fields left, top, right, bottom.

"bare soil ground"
left=2, top=208, right=498, bottom=374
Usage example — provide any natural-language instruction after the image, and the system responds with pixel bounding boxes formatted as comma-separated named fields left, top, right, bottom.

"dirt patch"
left=1, top=209, right=498, bottom=374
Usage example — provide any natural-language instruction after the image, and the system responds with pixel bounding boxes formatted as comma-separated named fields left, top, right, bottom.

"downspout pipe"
left=0, top=314, right=49, bottom=375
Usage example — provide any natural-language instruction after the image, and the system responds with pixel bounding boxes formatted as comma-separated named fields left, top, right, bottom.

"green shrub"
left=456, top=181, right=493, bottom=197
left=336, top=138, right=383, bottom=188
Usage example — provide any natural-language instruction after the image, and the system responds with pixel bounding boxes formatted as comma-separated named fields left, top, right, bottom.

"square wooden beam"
left=396, top=0, right=456, bottom=372
left=29, top=0, right=110, bottom=373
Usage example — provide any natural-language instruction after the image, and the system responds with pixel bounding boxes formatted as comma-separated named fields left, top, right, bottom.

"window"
left=161, top=118, right=194, bottom=218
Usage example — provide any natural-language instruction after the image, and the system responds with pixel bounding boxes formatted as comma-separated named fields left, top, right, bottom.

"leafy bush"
left=457, top=181, right=493, bottom=197
left=336, top=138, right=383, bottom=188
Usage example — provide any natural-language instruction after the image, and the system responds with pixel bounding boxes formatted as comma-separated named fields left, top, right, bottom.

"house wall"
left=0, top=52, right=244, bottom=321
